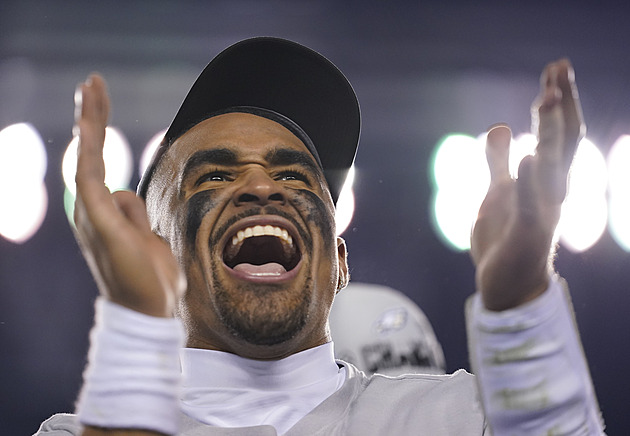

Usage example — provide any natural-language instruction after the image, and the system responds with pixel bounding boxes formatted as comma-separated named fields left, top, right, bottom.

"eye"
left=277, top=170, right=309, bottom=183
left=197, top=171, right=232, bottom=185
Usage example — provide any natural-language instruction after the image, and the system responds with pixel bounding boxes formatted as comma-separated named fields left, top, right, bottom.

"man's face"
left=146, top=112, right=348, bottom=359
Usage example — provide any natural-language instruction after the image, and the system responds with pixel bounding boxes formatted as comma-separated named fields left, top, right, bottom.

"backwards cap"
left=137, top=37, right=361, bottom=204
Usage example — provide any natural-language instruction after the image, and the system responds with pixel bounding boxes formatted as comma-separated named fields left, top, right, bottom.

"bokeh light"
left=62, top=127, right=133, bottom=224
left=62, top=127, right=133, bottom=196
left=558, top=138, right=608, bottom=252
left=431, top=134, right=489, bottom=251
left=433, top=134, right=489, bottom=192
left=139, top=129, right=166, bottom=178
left=431, top=132, right=609, bottom=253
left=510, top=133, right=537, bottom=177
left=608, top=135, right=630, bottom=251
left=0, top=123, right=48, bottom=243
left=335, top=165, right=356, bottom=236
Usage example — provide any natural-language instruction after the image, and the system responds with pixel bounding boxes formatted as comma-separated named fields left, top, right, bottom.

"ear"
left=336, top=237, right=349, bottom=293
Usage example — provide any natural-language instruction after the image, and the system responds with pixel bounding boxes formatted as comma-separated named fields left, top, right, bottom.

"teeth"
left=232, top=225, right=294, bottom=246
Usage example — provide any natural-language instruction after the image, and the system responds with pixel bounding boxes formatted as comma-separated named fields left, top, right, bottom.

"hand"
left=471, top=59, right=585, bottom=311
left=73, top=74, right=185, bottom=317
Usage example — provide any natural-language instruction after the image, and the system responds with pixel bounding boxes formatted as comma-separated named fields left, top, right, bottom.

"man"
left=36, top=37, right=604, bottom=435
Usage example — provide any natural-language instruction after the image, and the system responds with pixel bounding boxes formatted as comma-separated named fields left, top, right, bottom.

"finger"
left=534, top=62, right=569, bottom=204
left=79, top=74, right=109, bottom=127
left=485, top=124, right=512, bottom=185
left=75, top=74, right=110, bottom=190
left=535, top=61, right=563, bottom=157
left=536, top=60, right=581, bottom=204
left=556, top=59, right=585, bottom=172
left=74, top=74, right=114, bottom=218
left=516, top=154, right=561, bottom=253
left=515, top=155, right=538, bottom=223
left=72, top=74, right=125, bottom=237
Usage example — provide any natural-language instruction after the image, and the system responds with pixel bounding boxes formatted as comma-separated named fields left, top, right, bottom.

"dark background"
left=1, top=1, right=628, bottom=434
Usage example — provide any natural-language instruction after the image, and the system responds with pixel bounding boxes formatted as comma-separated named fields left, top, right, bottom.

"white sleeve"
left=75, top=298, right=184, bottom=435
left=33, top=414, right=82, bottom=435
left=466, top=274, right=606, bottom=435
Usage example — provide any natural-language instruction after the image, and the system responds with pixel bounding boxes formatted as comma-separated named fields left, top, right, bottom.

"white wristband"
left=76, top=297, right=184, bottom=435
left=466, top=275, right=605, bottom=435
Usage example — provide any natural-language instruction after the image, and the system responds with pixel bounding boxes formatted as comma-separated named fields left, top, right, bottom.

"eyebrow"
left=182, top=148, right=239, bottom=180
left=264, top=148, right=321, bottom=177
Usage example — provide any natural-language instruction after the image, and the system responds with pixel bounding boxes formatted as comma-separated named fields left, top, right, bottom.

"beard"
left=210, top=267, right=313, bottom=346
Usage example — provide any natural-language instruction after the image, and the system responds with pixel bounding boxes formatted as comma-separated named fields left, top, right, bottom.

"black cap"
left=137, top=37, right=361, bottom=205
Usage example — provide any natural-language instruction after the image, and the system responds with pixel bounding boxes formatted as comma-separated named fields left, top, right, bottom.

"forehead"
left=148, top=112, right=332, bottom=205
left=169, top=112, right=315, bottom=162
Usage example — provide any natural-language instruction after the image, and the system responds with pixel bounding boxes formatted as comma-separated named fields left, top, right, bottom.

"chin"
left=210, top=268, right=314, bottom=347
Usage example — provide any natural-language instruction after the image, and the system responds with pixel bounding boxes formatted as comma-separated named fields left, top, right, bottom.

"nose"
left=232, top=168, right=286, bottom=207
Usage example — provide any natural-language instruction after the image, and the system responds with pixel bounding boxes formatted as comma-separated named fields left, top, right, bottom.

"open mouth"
left=223, top=225, right=301, bottom=277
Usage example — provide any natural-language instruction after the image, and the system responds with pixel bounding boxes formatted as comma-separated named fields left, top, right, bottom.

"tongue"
left=233, top=262, right=287, bottom=276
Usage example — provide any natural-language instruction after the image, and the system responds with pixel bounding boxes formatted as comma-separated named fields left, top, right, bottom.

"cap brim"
left=137, top=37, right=360, bottom=204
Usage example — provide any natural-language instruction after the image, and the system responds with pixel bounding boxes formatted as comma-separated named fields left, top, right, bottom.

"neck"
left=185, top=331, right=331, bottom=361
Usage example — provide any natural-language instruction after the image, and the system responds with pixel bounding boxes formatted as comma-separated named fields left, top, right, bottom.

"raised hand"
left=471, top=59, right=585, bottom=311
left=73, top=74, right=185, bottom=317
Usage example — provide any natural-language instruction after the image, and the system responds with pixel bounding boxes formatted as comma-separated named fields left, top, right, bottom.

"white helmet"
left=329, top=282, right=446, bottom=376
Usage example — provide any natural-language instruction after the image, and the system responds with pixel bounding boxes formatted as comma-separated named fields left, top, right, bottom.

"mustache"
left=209, top=205, right=313, bottom=253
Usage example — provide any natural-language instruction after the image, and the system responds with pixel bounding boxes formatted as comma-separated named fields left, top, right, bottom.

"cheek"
left=184, top=190, right=220, bottom=248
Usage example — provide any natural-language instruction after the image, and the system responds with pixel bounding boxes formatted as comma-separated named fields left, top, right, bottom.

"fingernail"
left=487, top=124, right=512, bottom=144
left=487, top=122, right=510, bottom=133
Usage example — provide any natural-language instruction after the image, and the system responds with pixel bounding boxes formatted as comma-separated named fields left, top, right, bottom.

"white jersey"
left=35, top=275, right=605, bottom=435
